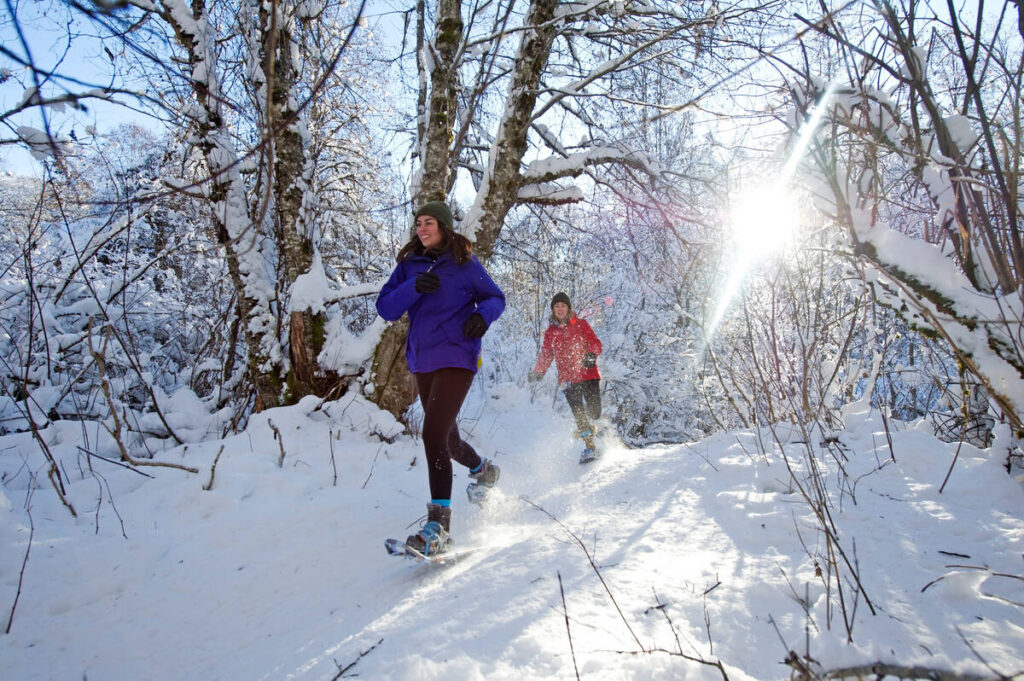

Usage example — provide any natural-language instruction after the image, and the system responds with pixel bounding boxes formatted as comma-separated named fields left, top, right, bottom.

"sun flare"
left=729, top=185, right=799, bottom=257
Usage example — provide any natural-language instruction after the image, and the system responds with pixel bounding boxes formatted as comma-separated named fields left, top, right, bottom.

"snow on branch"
left=516, top=183, right=585, bottom=205
left=851, top=222, right=1024, bottom=425
left=522, top=145, right=659, bottom=185
left=288, top=256, right=385, bottom=315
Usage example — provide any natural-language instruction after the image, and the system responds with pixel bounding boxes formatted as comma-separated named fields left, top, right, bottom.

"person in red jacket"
left=529, top=292, right=603, bottom=462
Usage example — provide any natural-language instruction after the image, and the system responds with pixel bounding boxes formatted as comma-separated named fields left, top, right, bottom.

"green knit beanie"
left=414, top=201, right=454, bottom=229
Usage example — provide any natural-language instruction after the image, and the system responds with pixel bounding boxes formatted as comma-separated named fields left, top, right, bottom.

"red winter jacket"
left=533, top=314, right=602, bottom=384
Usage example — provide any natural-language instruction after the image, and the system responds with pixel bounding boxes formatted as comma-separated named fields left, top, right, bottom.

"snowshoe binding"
left=403, top=503, right=452, bottom=557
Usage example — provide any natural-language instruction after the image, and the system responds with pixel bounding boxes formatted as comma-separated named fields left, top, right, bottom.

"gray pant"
left=563, top=379, right=601, bottom=434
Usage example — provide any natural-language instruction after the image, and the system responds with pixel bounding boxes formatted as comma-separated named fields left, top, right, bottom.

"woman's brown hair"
left=396, top=223, right=474, bottom=264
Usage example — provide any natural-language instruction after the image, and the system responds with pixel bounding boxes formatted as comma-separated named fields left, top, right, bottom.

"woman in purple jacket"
left=376, top=201, right=505, bottom=556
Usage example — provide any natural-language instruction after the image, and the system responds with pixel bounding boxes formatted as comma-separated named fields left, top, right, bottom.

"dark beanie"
left=414, top=201, right=454, bottom=229
left=551, top=292, right=571, bottom=310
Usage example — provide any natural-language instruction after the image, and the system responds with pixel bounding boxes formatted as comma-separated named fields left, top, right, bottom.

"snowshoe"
left=579, top=447, right=599, bottom=464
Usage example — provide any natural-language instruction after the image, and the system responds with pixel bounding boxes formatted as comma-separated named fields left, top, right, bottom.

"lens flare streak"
left=704, top=82, right=837, bottom=344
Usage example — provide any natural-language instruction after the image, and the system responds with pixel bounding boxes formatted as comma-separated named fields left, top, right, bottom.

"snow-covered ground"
left=1, top=382, right=1022, bottom=680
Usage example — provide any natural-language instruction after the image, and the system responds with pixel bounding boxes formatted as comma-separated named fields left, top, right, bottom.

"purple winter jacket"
left=376, top=249, right=505, bottom=374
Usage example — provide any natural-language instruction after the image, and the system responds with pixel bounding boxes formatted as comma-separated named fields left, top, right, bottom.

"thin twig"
left=651, top=589, right=685, bottom=656
left=880, top=409, right=897, bottom=462
left=616, top=647, right=732, bottom=680
left=363, top=443, right=386, bottom=490
left=203, top=445, right=225, bottom=491
left=521, top=496, right=643, bottom=649
left=558, top=571, right=582, bottom=681
left=269, top=420, right=286, bottom=468
left=6, top=499, right=34, bottom=634
left=939, top=436, right=966, bottom=494
left=330, top=431, right=338, bottom=487
left=77, top=446, right=155, bottom=478
left=956, top=624, right=1011, bottom=680
left=331, top=637, right=383, bottom=680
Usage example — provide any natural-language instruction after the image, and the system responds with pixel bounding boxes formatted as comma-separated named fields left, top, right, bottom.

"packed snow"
left=1, top=382, right=1022, bottom=680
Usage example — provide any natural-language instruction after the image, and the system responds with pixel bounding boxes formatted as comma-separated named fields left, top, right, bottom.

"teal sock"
left=431, top=498, right=451, bottom=508
left=470, top=460, right=484, bottom=474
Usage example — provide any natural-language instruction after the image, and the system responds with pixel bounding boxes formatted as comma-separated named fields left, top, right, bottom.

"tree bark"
left=470, top=0, right=559, bottom=258
left=370, top=317, right=417, bottom=421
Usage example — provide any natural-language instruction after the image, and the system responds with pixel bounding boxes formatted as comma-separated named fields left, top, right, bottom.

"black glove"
left=462, top=313, right=488, bottom=338
left=582, top=352, right=597, bottom=368
left=414, top=271, right=440, bottom=293
left=527, top=371, right=541, bottom=383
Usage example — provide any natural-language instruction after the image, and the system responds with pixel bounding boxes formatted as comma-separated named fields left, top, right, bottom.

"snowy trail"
left=1, top=385, right=1022, bottom=681
left=300, top=399, right=764, bottom=681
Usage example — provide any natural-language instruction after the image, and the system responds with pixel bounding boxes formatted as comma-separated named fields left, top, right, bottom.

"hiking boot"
left=579, top=447, right=599, bottom=464
left=469, top=458, right=500, bottom=486
left=405, top=503, right=452, bottom=556
left=466, top=458, right=500, bottom=504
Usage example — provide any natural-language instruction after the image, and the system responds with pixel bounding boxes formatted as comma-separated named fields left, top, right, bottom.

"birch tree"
left=86, top=0, right=378, bottom=411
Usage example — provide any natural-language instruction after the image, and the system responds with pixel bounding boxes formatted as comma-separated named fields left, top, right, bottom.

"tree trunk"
left=368, top=0, right=463, bottom=421
left=166, top=0, right=283, bottom=411
left=418, top=0, right=462, bottom=200
left=370, top=317, right=417, bottom=421
left=468, top=0, right=559, bottom=258
left=261, top=0, right=342, bottom=403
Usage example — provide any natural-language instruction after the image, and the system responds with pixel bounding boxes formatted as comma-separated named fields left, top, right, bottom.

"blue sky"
left=1, top=1, right=154, bottom=176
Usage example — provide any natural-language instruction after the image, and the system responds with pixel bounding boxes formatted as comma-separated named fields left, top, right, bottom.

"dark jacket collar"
left=411, top=247, right=453, bottom=265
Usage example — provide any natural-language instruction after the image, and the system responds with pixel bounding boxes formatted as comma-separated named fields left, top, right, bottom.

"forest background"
left=0, top=1, right=1022, bottom=676
left=4, top=0, right=1023, bottom=454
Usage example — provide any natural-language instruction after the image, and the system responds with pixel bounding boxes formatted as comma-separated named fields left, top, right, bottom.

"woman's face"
left=416, top=216, right=443, bottom=249
left=552, top=302, right=569, bottom=321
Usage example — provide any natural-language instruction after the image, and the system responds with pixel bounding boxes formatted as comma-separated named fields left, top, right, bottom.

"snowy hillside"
left=1, top=384, right=1022, bottom=681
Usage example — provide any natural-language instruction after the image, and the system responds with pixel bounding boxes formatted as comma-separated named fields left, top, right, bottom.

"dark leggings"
left=564, top=379, right=602, bottom=433
left=416, top=368, right=482, bottom=501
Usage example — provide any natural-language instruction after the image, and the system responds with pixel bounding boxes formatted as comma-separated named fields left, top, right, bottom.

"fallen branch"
left=825, top=662, right=1006, bottom=681
left=784, top=650, right=1014, bottom=681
